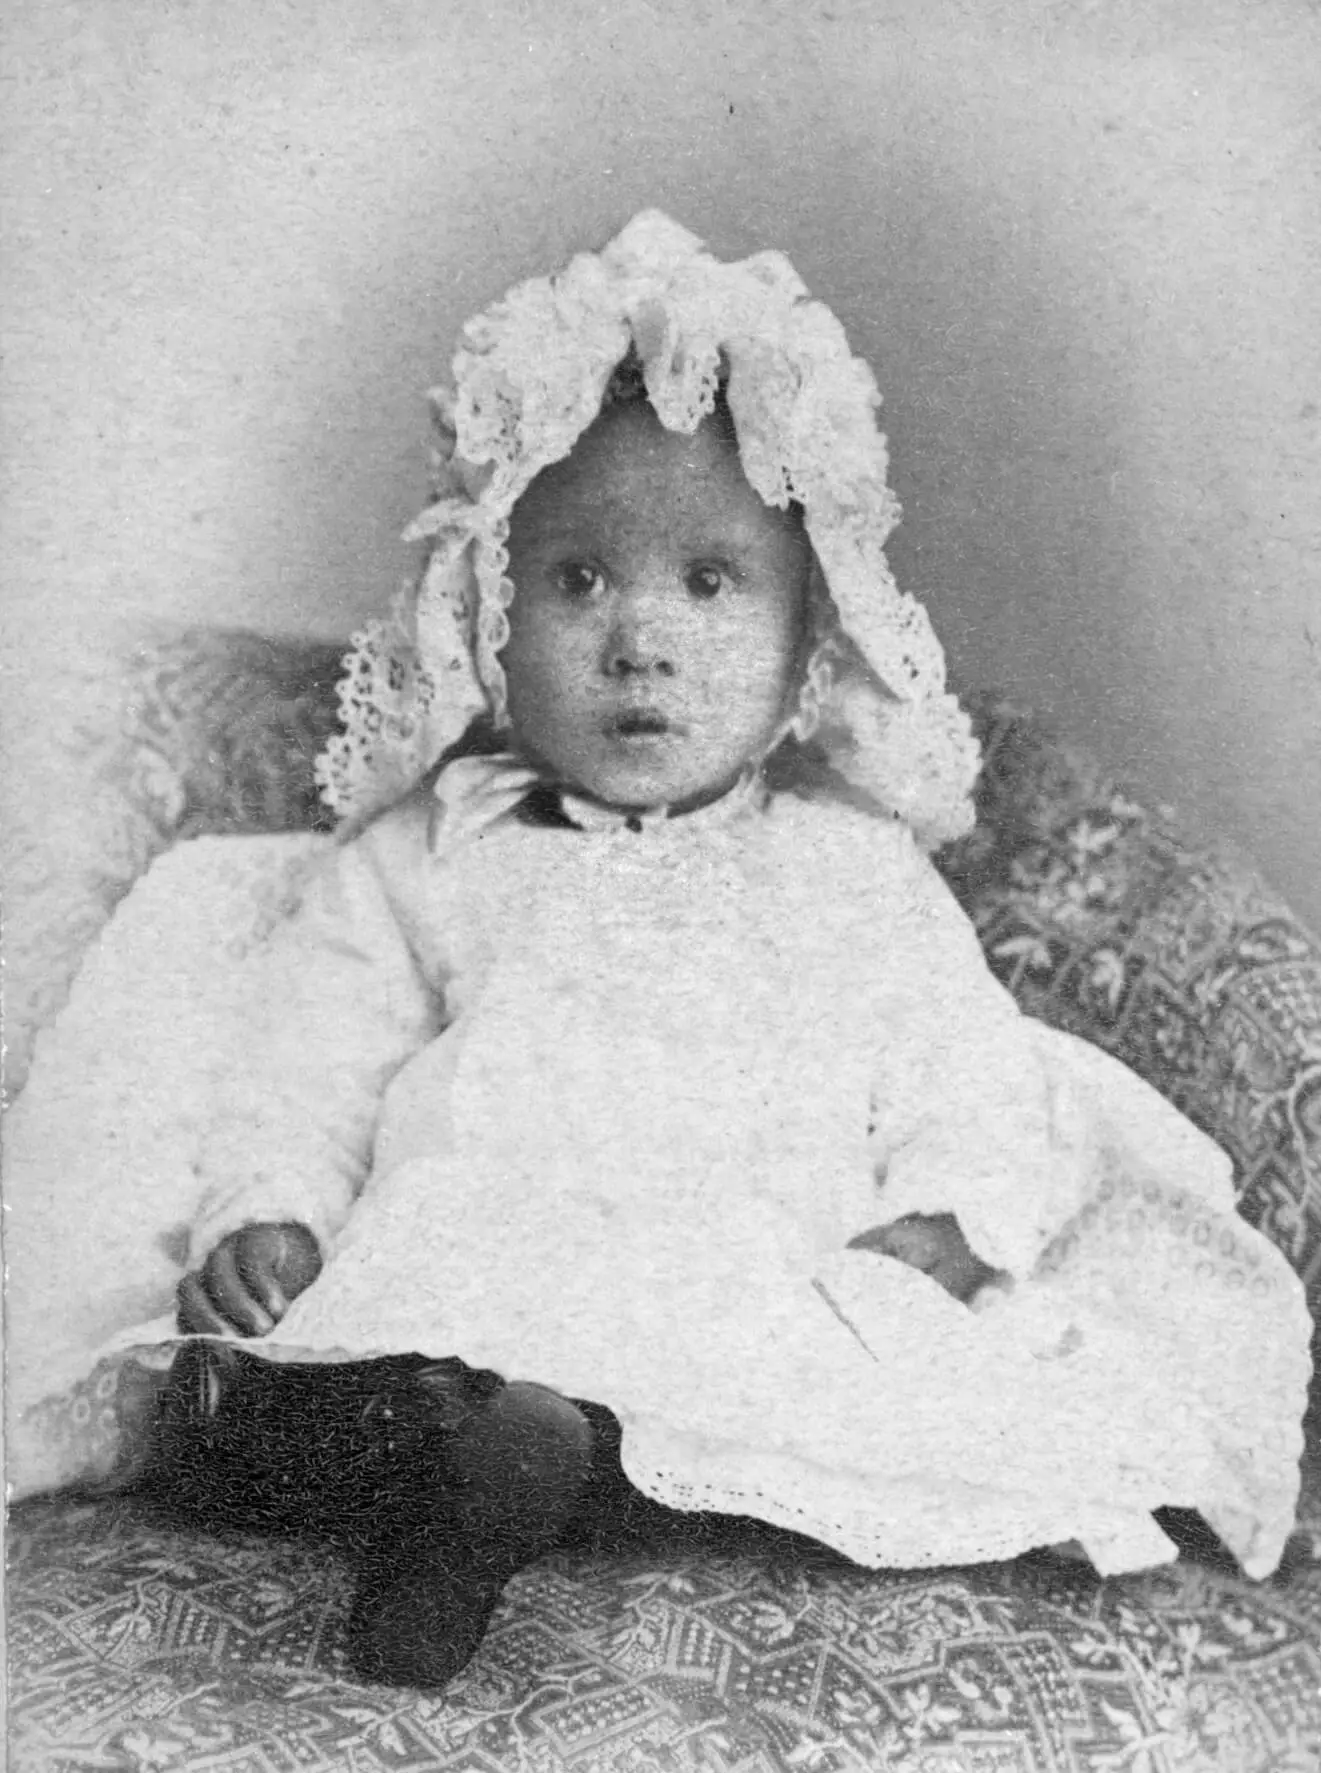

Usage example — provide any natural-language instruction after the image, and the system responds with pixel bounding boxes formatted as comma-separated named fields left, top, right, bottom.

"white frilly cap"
left=316, top=211, right=980, bottom=848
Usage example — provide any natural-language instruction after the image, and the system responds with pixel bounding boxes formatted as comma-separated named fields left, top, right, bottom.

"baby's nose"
left=604, top=590, right=677, bottom=678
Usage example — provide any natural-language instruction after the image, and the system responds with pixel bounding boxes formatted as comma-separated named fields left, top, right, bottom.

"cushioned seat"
left=9, top=1491, right=1320, bottom=1771
left=7, top=627, right=1320, bottom=1771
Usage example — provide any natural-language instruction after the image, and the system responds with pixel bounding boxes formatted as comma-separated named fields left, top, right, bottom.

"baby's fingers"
left=176, top=1271, right=240, bottom=1337
left=235, top=1242, right=290, bottom=1322
left=848, top=1219, right=939, bottom=1267
left=202, top=1241, right=275, bottom=1337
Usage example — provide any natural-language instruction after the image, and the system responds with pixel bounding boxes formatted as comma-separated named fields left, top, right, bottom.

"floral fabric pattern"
left=7, top=632, right=1319, bottom=1771
left=9, top=1497, right=1320, bottom=1772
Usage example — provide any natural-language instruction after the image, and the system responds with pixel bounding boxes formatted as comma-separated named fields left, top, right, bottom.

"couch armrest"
left=133, top=628, right=346, bottom=838
left=3, top=626, right=344, bottom=1101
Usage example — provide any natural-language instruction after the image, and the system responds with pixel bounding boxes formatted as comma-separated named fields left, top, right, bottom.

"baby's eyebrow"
left=672, top=530, right=763, bottom=560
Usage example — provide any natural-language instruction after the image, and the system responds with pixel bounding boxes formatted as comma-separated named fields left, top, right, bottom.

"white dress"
left=5, top=781, right=1312, bottom=1578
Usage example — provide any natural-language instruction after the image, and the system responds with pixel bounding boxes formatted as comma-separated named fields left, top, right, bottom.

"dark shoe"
left=347, top=1523, right=529, bottom=1690
left=346, top=1381, right=594, bottom=1689
left=144, top=1345, right=481, bottom=1543
left=555, top=1400, right=684, bottom=1552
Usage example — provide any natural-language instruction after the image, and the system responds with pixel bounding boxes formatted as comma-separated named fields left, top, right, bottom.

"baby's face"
left=501, top=400, right=810, bottom=812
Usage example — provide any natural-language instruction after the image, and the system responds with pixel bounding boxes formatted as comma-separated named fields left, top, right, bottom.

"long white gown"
left=5, top=783, right=1311, bottom=1578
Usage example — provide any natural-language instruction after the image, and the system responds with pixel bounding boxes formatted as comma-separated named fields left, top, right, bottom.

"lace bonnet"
left=316, top=211, right=980, bottom=848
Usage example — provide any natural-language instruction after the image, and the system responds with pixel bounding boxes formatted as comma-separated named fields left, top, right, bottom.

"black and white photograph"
left=4, top=3, right=1320, bottom=1768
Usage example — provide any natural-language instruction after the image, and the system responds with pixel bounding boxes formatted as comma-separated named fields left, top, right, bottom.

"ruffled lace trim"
left=618, top=1442, right=1184, bottom=1577
left=316, top=213, right=979, bottom=849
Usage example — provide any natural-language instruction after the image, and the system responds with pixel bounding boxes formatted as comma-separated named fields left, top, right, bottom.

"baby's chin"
left=532, top=745, right=674, bottom=811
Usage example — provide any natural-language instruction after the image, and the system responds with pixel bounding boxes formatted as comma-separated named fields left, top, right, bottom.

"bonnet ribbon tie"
left=427, top=754, right=543, bottom=854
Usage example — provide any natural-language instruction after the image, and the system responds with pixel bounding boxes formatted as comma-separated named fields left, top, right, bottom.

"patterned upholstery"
left=8, top=629, right=1321, bottom=1771
left=10, top=1495, right=1321, bottom=1773
left=942, top=710, right=1321, bottom=1310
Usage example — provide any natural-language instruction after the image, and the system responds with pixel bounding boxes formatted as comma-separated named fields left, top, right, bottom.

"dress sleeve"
left=188, top=820, right=443, bottom=1266
left=863, top=826, right=1092, bottom=1279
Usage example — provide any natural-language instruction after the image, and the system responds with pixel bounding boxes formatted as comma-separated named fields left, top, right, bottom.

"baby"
left=173, top=337, right=1004, bottom=1686
left=11, top=215, right=1310, bottom=1694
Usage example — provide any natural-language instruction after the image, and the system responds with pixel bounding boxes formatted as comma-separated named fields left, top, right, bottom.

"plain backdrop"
left=3, top=0, right=1320, bottom=928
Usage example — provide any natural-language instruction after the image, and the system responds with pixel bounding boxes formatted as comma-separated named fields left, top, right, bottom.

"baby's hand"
left=176, top=1222, right=323, bottom=1337
left=848, top=1214, right=998, bottom=1304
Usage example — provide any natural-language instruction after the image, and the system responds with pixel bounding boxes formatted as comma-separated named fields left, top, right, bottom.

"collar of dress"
left=426, top=751, right=769, bottom=854
left=558, top=767, right=767, bottom=836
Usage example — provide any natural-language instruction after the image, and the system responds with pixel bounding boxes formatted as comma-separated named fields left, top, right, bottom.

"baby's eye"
left=685, top=564, right=728, bottom=600
left=555, top=562, right=607, bottom=600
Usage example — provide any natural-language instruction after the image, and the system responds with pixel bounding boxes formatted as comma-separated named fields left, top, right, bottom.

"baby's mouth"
left=606, top=709, right=680, bottom=739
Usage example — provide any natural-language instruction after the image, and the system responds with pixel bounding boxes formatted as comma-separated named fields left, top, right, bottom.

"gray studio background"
left=5, top=0, right=1319, bottom=930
